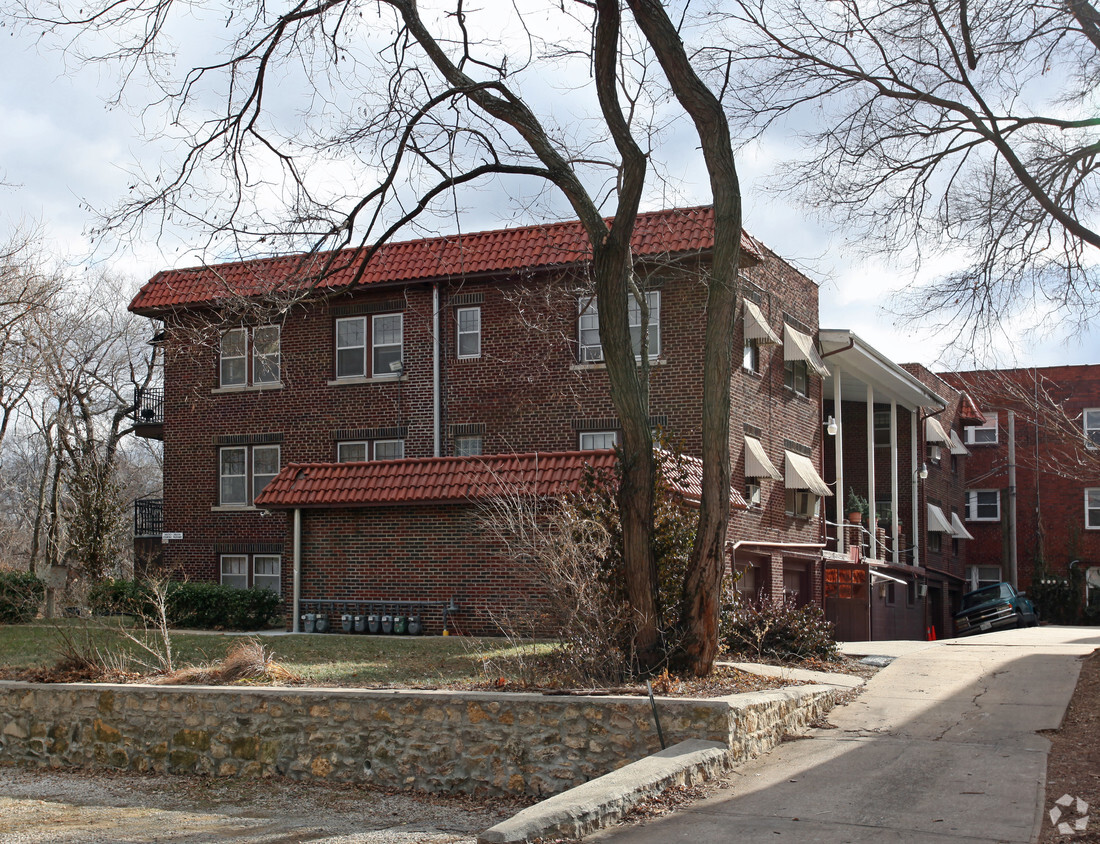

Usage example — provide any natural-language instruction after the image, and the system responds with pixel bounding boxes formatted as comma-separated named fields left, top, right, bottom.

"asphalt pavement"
left=589, top=626, right=1100, bottom=844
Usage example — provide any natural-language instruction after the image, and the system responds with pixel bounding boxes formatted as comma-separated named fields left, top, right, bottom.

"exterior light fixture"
left=825, top=415, right=838, bottom=436
left=918, top=463, right=929, bottom=480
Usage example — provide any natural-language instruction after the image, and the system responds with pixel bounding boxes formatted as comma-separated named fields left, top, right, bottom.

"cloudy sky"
left=2, top=7, right=1097, bottom=373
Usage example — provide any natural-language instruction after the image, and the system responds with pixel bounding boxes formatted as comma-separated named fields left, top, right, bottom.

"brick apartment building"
left=944, top=365, right=1100, bottom=608
left=128, top=206, right=834, bottom=633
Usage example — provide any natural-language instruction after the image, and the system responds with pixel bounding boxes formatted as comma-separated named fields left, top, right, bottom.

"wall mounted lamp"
left=825, top=415, right=837, bottom=436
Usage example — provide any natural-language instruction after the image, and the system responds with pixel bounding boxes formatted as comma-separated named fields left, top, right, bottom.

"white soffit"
left=784, top=450, right=832, bottom=497
left=783, top=324, right=830, bottom=377
left=950, top=512, right=975, bottom=540
left=819, top=329, right=945, bottom=410
left=744, top=300, right=781, bottom=345
left=927, top=503, right=955, bottom=533
left=925, top=417, right=952, bottom=445
left=745, top=436, right=782, bottom=480
left=949, top=431, right=970, bottom=455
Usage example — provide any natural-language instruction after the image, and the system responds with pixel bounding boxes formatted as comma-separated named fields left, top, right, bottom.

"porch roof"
left=819, top=329, right=946, bottom=410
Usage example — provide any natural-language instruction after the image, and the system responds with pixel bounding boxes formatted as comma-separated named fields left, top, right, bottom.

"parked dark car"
left=954, top=582, right=1039, bottom=636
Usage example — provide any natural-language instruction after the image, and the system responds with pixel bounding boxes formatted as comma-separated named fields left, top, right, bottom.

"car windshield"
left=961, top=584, right=1013, bottom=610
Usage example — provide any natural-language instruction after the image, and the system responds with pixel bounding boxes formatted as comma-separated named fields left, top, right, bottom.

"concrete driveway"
left=589, top=626, right=1100, bottom=844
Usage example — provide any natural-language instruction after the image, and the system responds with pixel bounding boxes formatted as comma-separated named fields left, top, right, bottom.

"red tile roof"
left=129, top=206, right=763, bottom=313
left=253, top=450, right=748, bottom=510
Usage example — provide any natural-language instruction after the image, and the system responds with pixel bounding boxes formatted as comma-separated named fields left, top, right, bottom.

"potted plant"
left=877, top=506, right=893, bottom=530
left=846, top=489, right=869, bottom=524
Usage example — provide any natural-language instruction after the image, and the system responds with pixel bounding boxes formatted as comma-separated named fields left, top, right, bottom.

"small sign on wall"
left=162, top=532, right=183, bottom=542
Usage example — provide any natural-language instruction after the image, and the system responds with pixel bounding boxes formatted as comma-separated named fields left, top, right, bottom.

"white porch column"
left=834, top=368, right=845, bottom=554
left=911, top=412, right=920, bottom=567
left=890, top=399, right=899, bottom=565
left=866, top=384, right=877, bottom=560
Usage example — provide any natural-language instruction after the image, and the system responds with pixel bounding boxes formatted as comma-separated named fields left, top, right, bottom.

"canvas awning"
left=950, top=512, right=975, bottom=540
left=745, top=436, right=781, bottom=480
left=949, top=430, right=969, bottom=455
left=925, top=417, right=952, bottom=445
left=784, top=451, right=832, bottom=497
left=783, top=324, right=830, bottom=377
left=927, top=503, right=955, bottom=533
left=743, top=300, right=781, bottom=345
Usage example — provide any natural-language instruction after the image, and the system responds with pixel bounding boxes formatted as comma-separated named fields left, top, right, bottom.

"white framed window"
left=930, top=444, right=942, bottom=463
left=456, top=307, right=481, bottom=359
left=220, top=327, right=280, bottom=387
left=1086, top=488, right=1100, bottom=529
left=253, top=555, right=282, bottom=594
left=220, top=554, right=249, bottom=589
left=743, top=339, right=759, bottom=373
left=873, top=409, right=891, bottom=448
left=966, top=565, right=1002, bottom=591
left=373, top=439, right=405, bottom=461
left=577, top=291, right=660, bottom=363
left=454, top=435, right=483, bottom=456
left=1085, top=409, right=1100, bottom=450
left=372, top=313, right=403, bottom=377
left=219, top=444, right=280, bottom=506
left=335, top=317, right=367, bottom=378
left=580, top=430, right=618, bottom=450
left=745, top=481, right=761, bottom=508
left=965, top=412, right=999, bottom=445
left=337, top=441, right=368, bottom=462
left=966, top=489, right=1000, bottom=521
left=784, top=359, right=808, bottom=396
left=785, top=489, right=819, bottom=519
left=335, top=314, right=403, bottom=378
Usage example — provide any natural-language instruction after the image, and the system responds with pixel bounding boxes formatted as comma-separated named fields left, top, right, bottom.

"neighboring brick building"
left=128, top=206, right=832, bottom=631
left=943, top=365, right=1100, bottom=606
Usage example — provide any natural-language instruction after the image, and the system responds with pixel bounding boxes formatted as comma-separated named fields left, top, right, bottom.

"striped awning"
left=745, top=436, right=781, bottom=480
left=925, top=417, right=952, bottom=446
left=783, top=324, right=830, bottom=377
left=950, top=512, right=975, bottom=540
left=744, top=300, right=781, bottom=345
left=784, top=451, right=832, bottom=497
left=949, top=430, right=969, bottom=455
left=927, top=503, right=955, bottom=533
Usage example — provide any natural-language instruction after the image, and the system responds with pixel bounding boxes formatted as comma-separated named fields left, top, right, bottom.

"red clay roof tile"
left=129, top=206, right=763, bottom=313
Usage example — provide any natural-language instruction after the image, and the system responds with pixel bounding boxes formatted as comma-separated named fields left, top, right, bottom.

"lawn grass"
left=0, top=619, right=549, bottom=687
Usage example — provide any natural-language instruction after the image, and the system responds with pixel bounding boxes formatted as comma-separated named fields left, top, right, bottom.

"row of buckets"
left=300, top=612, right=424, bottom=635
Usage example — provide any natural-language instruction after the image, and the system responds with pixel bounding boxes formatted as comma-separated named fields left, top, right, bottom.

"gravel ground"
left=0, top=766, right=518, bottom=844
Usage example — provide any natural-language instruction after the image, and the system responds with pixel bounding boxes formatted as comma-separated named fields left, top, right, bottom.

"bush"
left=89, top=579, right=281, bottom=630
left=721, top=598, right=839, bottom=662
left=0, top=570, right=45, bottom=623
left=88, top=578, right=149, bottom=616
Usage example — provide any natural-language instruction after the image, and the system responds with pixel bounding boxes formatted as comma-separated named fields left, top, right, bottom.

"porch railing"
left=132, top=387, right=164, bottom=426
left=824, top=518, right=908, bottom=564
left=134, top=497, right=163, bottom=537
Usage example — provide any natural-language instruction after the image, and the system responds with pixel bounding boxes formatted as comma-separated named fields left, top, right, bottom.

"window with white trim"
left=580, top=431, right=618, bottom=450
left=743, top=339, right=759, bottom=373
left=785, top=489, right=819, bottom=519
left=577, top=291, right=660, bottom=363
left=1086, top=488, right=1100, bottom=529
left=337, top=441, right=368, bottom=463
left=373, top=439, right=405, bottom=461
left=784, top=359, right=808, bottom=396
left=966, top=489, right=1000, bottom=521
left=873, top=409, right=891, bottom=448
left=965, top=412, right=999, bottom=445
left=219, top=444, right=280, bottom=506
left=966, top=565, right=1002, bottom=591
left=456, top=307, right=481, bottom=359
left=1085, top=409, right=1100, bottom=450
left=454, top=435, right=483, bottom=456
left=219, top=326, right=281, bottom=388
left=337, top=439, right=404, bottom=461
left=220, top=554, right=249, bottom=589
left=253, top=555, right=282, bottom=594
left=335, top=314, right=403, bottom=379
left=745, top=480, right=761, bottom=508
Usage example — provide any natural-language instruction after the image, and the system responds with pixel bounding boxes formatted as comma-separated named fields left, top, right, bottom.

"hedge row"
left=88, top=579, right=281, bottom=630
left=0, top=570, right=45, bottom=624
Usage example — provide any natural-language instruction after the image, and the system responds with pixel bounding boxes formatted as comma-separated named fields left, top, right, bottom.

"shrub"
left=0, top=570, right=45, bottom=623
left=721, top=598, right=839, bottom=662
left=88, top=578, right=150, bottom=616
left=89, top=579, right=281, bottom=630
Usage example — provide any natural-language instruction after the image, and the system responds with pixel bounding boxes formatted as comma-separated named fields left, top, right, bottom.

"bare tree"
left=718, top=0, right=1100, bottom=350
left=17, top=0, right=744, bottom=672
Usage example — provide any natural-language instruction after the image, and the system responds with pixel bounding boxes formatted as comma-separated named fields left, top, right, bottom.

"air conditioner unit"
left=791, top=491, right=817, bottom=519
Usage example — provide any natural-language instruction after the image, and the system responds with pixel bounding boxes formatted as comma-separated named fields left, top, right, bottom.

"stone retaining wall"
left=0, top=681, right=836, bottom=797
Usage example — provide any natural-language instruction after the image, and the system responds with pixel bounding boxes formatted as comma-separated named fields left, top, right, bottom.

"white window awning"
left=949, top=430, right=969, bottom=455
left=745, top=436, right=781, bottom=480
left=927, top=503, right=955, bottom=533
left=744, top=300, right=781, bottom=345
left=925, top=417, right=952, bottom=446
left=950, top=512, right=975, bottom=540
left=870, top=569, right=908, bottom=586
left=783, top=324, right=830, bottom=377
left=785, top=450, right=832, bottom=497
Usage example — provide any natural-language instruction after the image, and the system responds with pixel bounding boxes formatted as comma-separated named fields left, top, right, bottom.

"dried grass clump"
left=156, top=639, right=301, bottom=686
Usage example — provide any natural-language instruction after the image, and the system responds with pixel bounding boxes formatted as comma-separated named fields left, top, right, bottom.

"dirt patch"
left=1040, top=648, right=1100, bottom=843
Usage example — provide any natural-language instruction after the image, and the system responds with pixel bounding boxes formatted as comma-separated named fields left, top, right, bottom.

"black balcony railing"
left=134, top=497, right=163, bottom=537
left=133, top=387, right=164, bottom=426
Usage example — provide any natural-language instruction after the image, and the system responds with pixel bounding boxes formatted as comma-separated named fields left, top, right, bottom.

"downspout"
left=292, top=508, right=302, bottom=633
left=1008, top=410, right=1018, bottom=589
left=433, top=283, right=441, bottom=457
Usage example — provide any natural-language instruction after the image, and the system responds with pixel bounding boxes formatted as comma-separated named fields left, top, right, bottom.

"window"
left=456, top=307, right=481, bottom=359
left=337, top=441, right=368, bottom=462
left=455, top=435, right=483, bottom=456
left=219, top=444, right=280, bottom=506
left=906, top=579, right=917, bottom=607
left=577, top=291, right=660, bottom=363
left=219, top=327, right=280, bottom=387
left=337, top=440, right=404, bottom=461
left=220, top=555, right=248, bottom=589
left=966, top=489, right=1000, bottom=521
left=952, top=537, right=959, bottom=557
left=785, top=489, right=819, bottom=519
left=254, top=555, right=281, bottom=594
left=335, top=314, right=403, bottom=379
left=873, top=409, right=891, bottom=448
left=373, top=439, right=405, bottom=461
left=743, top=339, right=759, bottom=373
left=1085, top=409, right=1100, bottom=449
left=884, top=581, right=896, bottom=606
left=1086, top=488, right=1100, bottom=529
left=928, top=531, right=942, bottom=554
left=784, top=359, right=808, bottom=396
left=930, top=444, right=942, bottom=464
left=745, top=480, right=761, bottom=508
left=580, top=431, right=618, bottom=450
left=966, top=565, right=1002, bottom=591
left=965, top=412, right=999, bottom=445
